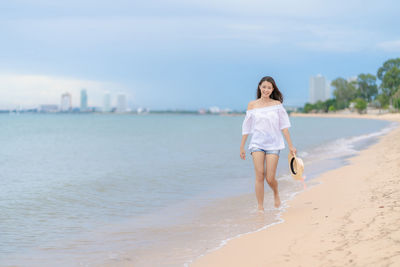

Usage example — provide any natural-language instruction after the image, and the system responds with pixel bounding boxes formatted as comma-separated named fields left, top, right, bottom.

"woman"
left=240, top=76, right=297, bottom=212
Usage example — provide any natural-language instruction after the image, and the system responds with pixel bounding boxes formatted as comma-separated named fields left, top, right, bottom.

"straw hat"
left=288, top=153, right=305, bottom=181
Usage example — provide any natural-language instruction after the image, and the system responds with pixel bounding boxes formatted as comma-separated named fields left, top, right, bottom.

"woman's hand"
left=240, top=146, right=246, bottom=160
left=289, top=145, right=297, bottom=157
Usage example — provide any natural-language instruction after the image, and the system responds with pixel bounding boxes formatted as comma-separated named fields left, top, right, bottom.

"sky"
left=1, top=0, right=399, bottom=110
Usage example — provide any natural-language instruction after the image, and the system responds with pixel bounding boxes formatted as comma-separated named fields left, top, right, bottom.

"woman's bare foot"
left=257, top=206, right=265, bottom=213
left=274, top=193, right=281, bottom=208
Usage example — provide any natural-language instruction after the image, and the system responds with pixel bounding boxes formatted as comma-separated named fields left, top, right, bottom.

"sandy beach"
left=191, top=112, right=400, bottom=267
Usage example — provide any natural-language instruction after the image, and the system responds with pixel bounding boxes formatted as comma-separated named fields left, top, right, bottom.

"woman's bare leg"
left=251, top=151, right=266, bottom=211
left=265, top=153, right=281, bottom=208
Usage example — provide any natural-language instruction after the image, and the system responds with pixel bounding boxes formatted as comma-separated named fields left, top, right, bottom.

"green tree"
left=303, top=103, right=314, bottom=113
left=393, top=98, right=400, bottom=110
left=332, top=78, right=357, bottom=109
left=377, top=58, right=400, bottom=105
left=393, top=89, right=400, bottom=110
left=328, top=105, right=336, bottom=112
left=357, top=73, right=378, bottom=102
left=324, top=98, right=337, bottom=112
left=314, top=100, right=325, bottom=111
left=352, top=98, right=367, bottom=114
left=376, top=93, right=390, bottom=108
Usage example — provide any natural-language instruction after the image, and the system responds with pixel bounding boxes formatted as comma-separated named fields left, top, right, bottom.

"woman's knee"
left=266, top=175, right=276, bottom=185
left=255, top=170, right=265, bottom=181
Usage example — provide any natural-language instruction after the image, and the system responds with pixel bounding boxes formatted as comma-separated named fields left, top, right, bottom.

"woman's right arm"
left=240, top=101, right=253, bottom=160
left=240, top=135, right=248, bottom=160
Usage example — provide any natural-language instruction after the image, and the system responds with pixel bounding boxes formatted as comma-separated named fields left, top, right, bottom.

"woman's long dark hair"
left=256, top=76, right=283, bottom=103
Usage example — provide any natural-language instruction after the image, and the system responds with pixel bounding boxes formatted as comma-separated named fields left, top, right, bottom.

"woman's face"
left=259, top=81, right=274, bottom=98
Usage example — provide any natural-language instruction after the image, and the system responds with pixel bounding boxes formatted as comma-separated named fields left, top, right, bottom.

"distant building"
left=103, top=92, right=111, bottom=112
left=40, top=105, right=58, bottom=113
left=90, top=106, right=103, bottom=112
left=209, top=106, right=220, bottom=114
left=309, top=74, right=331, bottom=104
left=220, top=108, right=232, bottom=114
left=137, top=107, right=149, bottom=114
left=60, top=92, right=72, bottom=112
left=80, top=89, right=88, bottom=111
left=116, top=93, right=127, bottom=113
left=285, top=106, right=299, bottom=113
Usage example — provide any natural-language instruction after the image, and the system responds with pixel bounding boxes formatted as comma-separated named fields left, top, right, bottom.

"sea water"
left=0, top=113, right=396, bottom=266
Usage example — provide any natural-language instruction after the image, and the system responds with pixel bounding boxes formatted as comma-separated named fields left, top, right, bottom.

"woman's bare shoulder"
left=247, top=100, right=257, bottom=110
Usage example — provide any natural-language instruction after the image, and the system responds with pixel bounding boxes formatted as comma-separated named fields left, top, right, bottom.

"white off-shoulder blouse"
left=242, top=103, right=291, bottom=150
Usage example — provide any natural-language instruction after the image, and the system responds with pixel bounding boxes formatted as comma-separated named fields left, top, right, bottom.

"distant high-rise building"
left=80, top=89, right=88, bottom=111
left=116, top=93, right=127, bottom=113
left=103, top=92, right=111, bottom=112
left=309, top=74, right=331, bottom=104
left=60, top=92, right=72, bottom=112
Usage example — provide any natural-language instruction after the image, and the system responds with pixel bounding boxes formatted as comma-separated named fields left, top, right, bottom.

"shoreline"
left=290, top=111, right=400, bottom=121
left=190, top=113, right=400, bottom=267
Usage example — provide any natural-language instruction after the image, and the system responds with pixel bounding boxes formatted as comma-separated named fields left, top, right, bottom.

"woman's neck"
left=259, top=96, right=273, bottom=103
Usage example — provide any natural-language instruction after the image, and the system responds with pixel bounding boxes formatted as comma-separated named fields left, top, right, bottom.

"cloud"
left=377, top=40, right=400, bottom=52
left=1, top=0, right=395, bottom=56
left=9, top=0, right=386, bottom=20
left=0, top=73, right=130, bottom=109
left=294, top=23, right=378, bottom=52
left=2, top=15, right=373, bottom=51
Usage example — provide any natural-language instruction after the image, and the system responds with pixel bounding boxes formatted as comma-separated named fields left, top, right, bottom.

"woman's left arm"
left=282, top=128, right=297, bottom=156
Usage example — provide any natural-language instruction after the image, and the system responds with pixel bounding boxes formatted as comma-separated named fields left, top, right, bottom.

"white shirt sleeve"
left=242, top=111, right=253, bottom=135
left=279, top=106, right=291, bottom=130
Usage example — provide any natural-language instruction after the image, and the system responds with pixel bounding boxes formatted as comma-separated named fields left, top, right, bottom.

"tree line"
left=301, top=58, right=400, bottom=114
